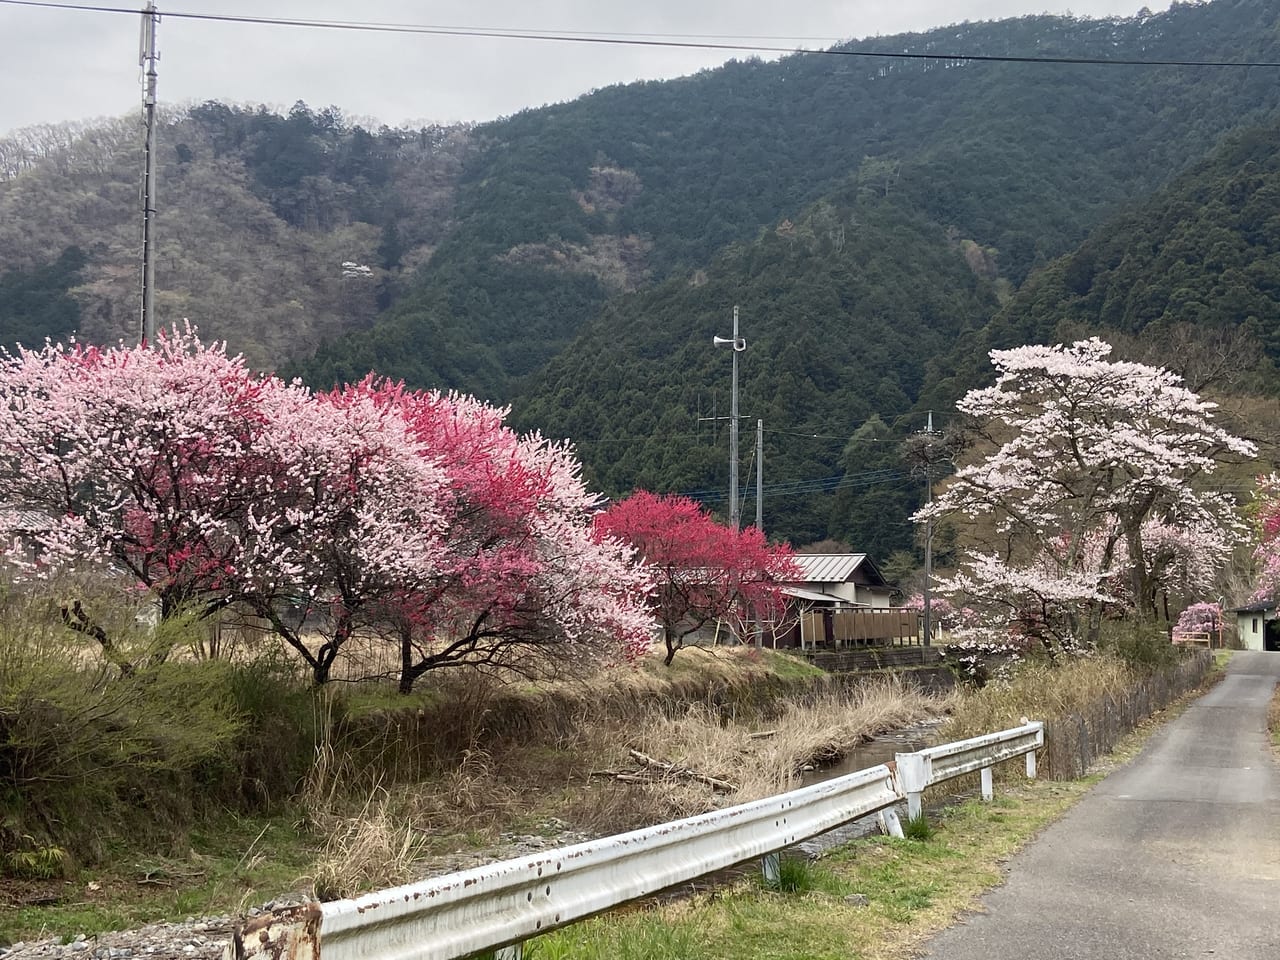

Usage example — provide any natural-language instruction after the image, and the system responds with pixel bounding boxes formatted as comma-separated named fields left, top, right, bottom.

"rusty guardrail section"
left=227, top=722, right=1042, bottom=960
left=895, top=721, right=1044, bottom=819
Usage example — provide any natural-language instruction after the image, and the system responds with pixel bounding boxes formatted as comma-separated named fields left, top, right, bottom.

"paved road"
left=922, top=652, right=1280, bottom=959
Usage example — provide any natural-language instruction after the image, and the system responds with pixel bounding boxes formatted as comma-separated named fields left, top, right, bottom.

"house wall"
left=818, top=583, right=859, bottom=604
left=856, top=586, right=894, bottom=609
left=1235, top=612, right=1266, bottom=651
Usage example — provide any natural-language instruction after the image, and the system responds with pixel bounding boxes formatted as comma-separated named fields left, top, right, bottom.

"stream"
left=792, top=716, right=943, bottom=856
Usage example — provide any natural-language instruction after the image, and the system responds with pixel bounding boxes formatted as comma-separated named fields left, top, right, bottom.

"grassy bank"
left=0, top=642, right=948, bottom=944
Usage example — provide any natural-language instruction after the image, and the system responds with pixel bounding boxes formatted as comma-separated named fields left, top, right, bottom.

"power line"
left=686, top=467, right=907, bottom=504
left=5, top=0, right=1280, bottom=69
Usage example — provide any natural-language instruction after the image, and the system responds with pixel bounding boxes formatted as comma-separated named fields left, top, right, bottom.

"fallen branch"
left=590, top=770, right=658, bottom=786
left=627, top=749, right=738, bottom=793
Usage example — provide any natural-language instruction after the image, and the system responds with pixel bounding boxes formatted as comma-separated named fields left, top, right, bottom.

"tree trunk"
left=1127, top=528, right=1158, bottom=622
left=398, top=622, right=415, bottom=694
left=663, top=626, right=680, bottom=666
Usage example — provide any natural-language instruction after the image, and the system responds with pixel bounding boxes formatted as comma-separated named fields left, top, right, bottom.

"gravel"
left=0, top=821, right=593, bottom=960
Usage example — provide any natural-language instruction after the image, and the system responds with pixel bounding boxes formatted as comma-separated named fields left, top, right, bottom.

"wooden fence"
left=797, top=609, right=920, bottom=647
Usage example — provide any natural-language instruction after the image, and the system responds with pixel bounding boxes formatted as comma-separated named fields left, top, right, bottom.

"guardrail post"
left=762, top=852, right=781, bottom=886
left=895, top=751, right=930, bottom=821
left=1026, top=749, right=1037, bottom=779
left=878, top=806, right=905, bottom=839
left=980, top=766, right=993, bottom=802
left=496, top=944, right=523, bottom=960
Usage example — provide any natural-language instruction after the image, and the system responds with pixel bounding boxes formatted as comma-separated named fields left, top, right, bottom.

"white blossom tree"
left=916, top=338, right=1253, bottom=650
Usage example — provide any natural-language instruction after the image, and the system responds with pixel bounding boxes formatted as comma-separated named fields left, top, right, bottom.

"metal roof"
left=791, top=553, right=869, bottom=584
left=782, top=586, right=840, bottom=605
left=1230, top=601, right=1278, bottom=613
left=0, top=506, right=54, bottom=532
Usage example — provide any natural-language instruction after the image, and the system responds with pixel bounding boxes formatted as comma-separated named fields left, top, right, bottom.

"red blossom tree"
left=595, top=491, right=798, bottom=665
left=386, top=387, right=652, bottom=692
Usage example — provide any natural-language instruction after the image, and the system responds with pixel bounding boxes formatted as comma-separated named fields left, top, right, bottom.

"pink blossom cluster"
left=900, top=593, right=977, bottom=630
left=1172, top=601, right=1223, bottom=639
left=0, top=325, right=653, bottom=689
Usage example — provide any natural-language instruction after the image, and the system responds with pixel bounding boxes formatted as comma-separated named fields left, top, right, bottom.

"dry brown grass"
left=306, top=786, right=427, bottom=901
left=942, top=657, right=1136, bottom=741
left=626, top=677, right=953, bottom=801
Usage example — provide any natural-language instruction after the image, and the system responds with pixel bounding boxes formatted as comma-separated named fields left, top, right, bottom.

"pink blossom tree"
left=229, top=377, right=453, bottom=686
left=0, top=327, right=303, bottom=669
left=1172, top=601, right=1224, bottom=640
left=917, top=339, right=1252, bottom=651
left=595, top=492, right=798, bottom=665
left=387, top=388, right=653, bottom=692
left=0, top=332, right=652, bottom=688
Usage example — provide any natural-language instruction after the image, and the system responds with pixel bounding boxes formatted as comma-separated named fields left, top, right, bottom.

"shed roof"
left=1231, top=601, right=1278, bottom=614
left=0, top=506, right=54, bottom=532
left=791, top=553, right=889, bottom=588
left=781, top=585, right=869, bottom=606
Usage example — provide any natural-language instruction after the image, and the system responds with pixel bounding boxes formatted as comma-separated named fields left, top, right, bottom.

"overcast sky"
left=1, top=1, right=1172, bottom=136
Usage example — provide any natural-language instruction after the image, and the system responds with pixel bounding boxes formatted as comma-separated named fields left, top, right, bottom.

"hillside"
left=987, top=121, right=1280, bottom=367
left=0, top=104, right=472, bottom=367
left=302, top=0, right=1280, bottom=400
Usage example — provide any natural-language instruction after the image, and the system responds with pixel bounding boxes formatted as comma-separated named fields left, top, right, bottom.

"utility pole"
left=753, top=417, right=764, bottom=651
left=713, top=306, right=746, bottom=529
left=922, top=410, right=936, bottom=647
left=139, top=1, right=160, bottom=346
left=755, top=418, right=763, bottom=532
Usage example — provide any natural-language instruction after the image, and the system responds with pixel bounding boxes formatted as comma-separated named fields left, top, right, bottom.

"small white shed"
left=1231, top=601, right=1280, bottom=652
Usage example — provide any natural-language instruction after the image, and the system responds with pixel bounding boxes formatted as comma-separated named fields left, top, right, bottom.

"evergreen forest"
left=4, top=0, right=1280, bottom=557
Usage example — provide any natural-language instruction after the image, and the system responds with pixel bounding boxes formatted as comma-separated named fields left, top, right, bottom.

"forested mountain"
left=5, top=0, right=1280, bottom=551
left=301, top=0, right=1280, bottom=400
left=987, top=121, right=1280, bottom=367
left=516, top=188, right=998, bottom=553
left=0, top=104, right=472, bottom=366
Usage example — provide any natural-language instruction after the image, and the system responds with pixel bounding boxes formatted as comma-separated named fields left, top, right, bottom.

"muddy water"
left=792, top=717, right=944, bottom=856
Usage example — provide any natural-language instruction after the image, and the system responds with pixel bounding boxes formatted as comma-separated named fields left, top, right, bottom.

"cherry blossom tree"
left=0, top=326, right=304, bottom=669
left=595, top=492, right=798, bottom=665
left=386, top=387, right=652, bottom=692
left=1172, top=601, right=1225, bottom=641
left=917, top=339, right=1253, bottom=650
left=1247, top=474, right=1280, bottom=605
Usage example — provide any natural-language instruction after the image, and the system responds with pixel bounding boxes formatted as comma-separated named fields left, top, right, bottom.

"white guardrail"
left=227, top=721, right=1044, bottom=960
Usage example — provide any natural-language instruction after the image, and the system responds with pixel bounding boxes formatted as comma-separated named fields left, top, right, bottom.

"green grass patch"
left=902, top=813, right=936, bottom=841
left=0, top=812, right=318, bottom=945
left=761, top=856, right=850, bottom=896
